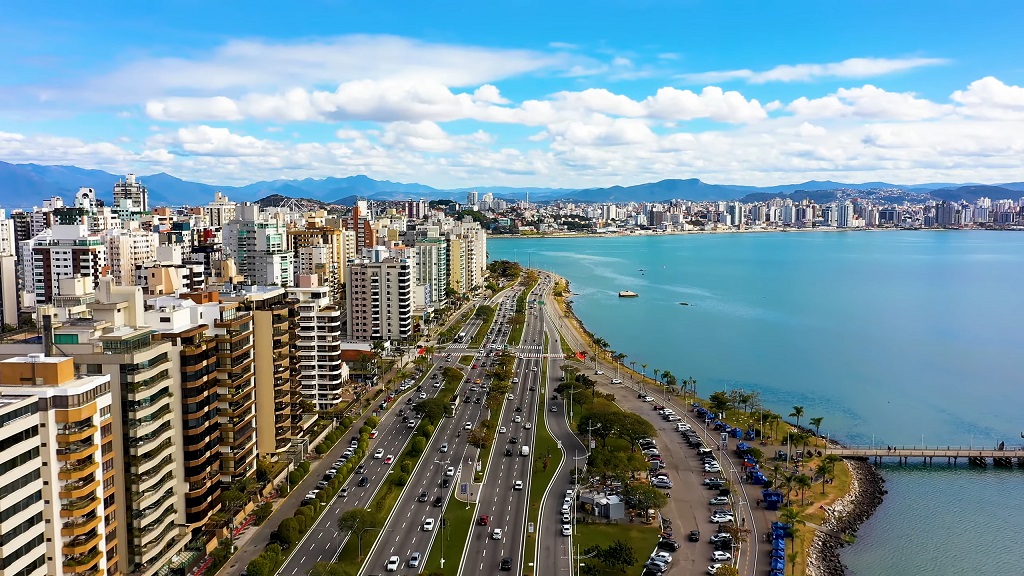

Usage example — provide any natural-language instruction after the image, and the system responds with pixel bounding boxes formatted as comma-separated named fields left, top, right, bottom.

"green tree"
left=613, top=413, right=656, bottom=451
left=778, top=507, right=804, bottom=539
left=245, top=555, right=275, bottom=576
left=621, top=483, right=668, bottom=520
left=815, top=462, right=831, bottom=494
left=337, top=509, right=378, bottom=559
left=789, top=405, right=805, bottom=428
left=276, top=517, right=300, bottom=547
left=413, top=397, right=449, bottom=424
left=578, top=410, right=616, bottom=447
left=713, top=566, right=740, bottom=576
left=794, top=473, right=812, bottom=504
left=708, top=391, right=732, bottom=414
left=808, top=416, right=824, bottom=437
left=597, top=540, right=637, bottom=573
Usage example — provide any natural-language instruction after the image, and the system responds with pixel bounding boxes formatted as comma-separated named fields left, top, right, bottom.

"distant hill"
left=2, top=159, right=1023, bottom=208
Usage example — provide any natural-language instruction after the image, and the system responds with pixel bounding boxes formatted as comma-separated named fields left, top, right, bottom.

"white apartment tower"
left=288, top=277, right=349, bottom=409
left=345, top=247, right=414, bottom=342
left=223, top=204, right=294, bottom=287
left=203, top=192, right=237, bottom=228
left=112, top=173, right=149, bottom=213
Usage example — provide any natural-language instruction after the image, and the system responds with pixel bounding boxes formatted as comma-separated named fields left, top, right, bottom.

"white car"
left=419, top=391, right=427, bottom=399
left=491, top=528, right=503, bottom=540
left=422, top=518, right=435, bottom=531
left=440, top=443, right=448, bottom=453
left=611, top=378, right=622, bottom=384
left=650, top=551, right=673, bottom=564
left=386, top=555, right=401, bottom=572
left=374, top=448, right=384, bottom=459
left=642, top=396, right=654, bottom=402
left=708, top=564, right=723, bottom=575
left=513, top=415, right=522, bottom=423
left=710, top=513, right=734, bottom=523
left=499, top=426, right=508, bottom=434
left=465, top=421, right=472, bottom=430
left=508, top=393, right=515, bottom=399
left=595, top=370, right=604, bottom=375
left=446, top=466, right=455, bottom=477
left=561, top=524, right=572, bottom=536
left=709, top=496, right=730, bottom=505
left=524, top=422, right=532, bottom=429
left=513, top=480, right=523, bottom=490
left=712, top=551, right=733, bottom=561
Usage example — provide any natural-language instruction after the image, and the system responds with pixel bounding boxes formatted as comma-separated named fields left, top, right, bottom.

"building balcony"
left=62, top=528, right=102, bottom=556
left=62, top=547, right=102, bottom=574
left=57, top=442, right=98, bottom=462
left=132, top=489, right=175, bottom=526
left=62, top=511, right=102, bottom=538
left=129, top=405, right=173, bottom=433
left=59, top=459, right=99, bottom=481
left=60, top=494, right=101, bottom=518
left=59, top=476, right=100, bottom=500
left=57, top=423, right=98, bottom=444
left=131, top=453, right=174, bottom=487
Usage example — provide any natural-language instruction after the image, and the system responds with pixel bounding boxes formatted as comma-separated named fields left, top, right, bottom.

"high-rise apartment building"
left=223, top=205, right=294, bottom=287
left=348, top=200, right=376, bottom=253
left=345, top=247, right=414, bottom=342
left=0, top=354, right=117, bottom=576
left=289, top=278, right=349, bottom=410
left=203, top=192, right=236, bottom=228
left=30, top=224, right=108, bottom=306
left=112, top=174, right=149, bottom=215
left=289, top=218, right=345, bottom=303
left=104, top=228, right=158, bottom=286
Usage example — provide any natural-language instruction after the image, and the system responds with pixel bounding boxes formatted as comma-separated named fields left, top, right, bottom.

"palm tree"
left=808, top=416, right=824, bottom=438
left=815, top=462, right=830, bottom=494
left=789, top=405, right=805, bottom=428
left=787, top=550, right=799, bottom=575
left=629, top=361, right=636, bottom=378
left=640, top=363, right=648, bottom=381
left=653, top=369, right=660, bottom=389
left=778, top=506, right=804, bottom=538
left=794, top=473, right=812, bottom=504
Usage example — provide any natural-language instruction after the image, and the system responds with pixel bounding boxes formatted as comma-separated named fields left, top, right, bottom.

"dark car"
left=688, top=530, right=701, bottom=542
left=529, top=384, right=536, bottom=391
left=418, top=491, right=428, bottom=502
left=657, top=539, right=679, bottom=551
left=474, top=397, right=482, bottom=404
left=508, top=437, right=519, bottom=444
left=358, top=476, right=369, bottom=487
left=442, top=477, right=451, bottom=488
left=499, top=557, right=512, bottom=571
left=505, top=448, right=514, bottom=456
left=433, top=496, right=444, bottom=507
left=464, top=396, right=472, bottom=403
left=355, top=464, right=365, bottom=474
left=514, top=406, right=523, bottom=413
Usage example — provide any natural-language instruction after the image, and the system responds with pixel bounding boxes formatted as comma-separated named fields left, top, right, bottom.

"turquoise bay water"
left=489, top=231, right=1024, bottom=576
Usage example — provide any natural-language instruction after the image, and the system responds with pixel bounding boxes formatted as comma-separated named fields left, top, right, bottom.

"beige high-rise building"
left=345, top=247, right=414, bottom=342
left=289, top=217, right=345, bottom=303
left=0, top=354, right=117, bottom=576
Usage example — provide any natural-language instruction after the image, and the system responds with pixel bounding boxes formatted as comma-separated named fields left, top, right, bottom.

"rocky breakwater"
left=807, top=458, right=886, bottom=576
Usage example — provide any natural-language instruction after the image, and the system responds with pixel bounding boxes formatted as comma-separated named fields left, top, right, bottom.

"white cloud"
left=76, top=35, right=562, bottom=104
left=681, top=57, right=948, bottom=84
left=951, top=76, right=1024, bottom=119
left=788, top=85, right=952, bottom=121
left=644, top=87, right=768, bottom=123
left=148, top=126, right=284, bottom=157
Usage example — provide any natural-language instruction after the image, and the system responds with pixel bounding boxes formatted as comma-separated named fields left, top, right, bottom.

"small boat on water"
left=679, top=302, right=690, bottom=306
left=619, top=291, right=639, bottom=298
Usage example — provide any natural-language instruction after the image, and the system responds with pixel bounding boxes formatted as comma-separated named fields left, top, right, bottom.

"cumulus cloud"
left=951, top=76, right=1024, bottom=119
left=788, top=85, right=952, bottom=121
left=680, top=57, right=948, bottom=85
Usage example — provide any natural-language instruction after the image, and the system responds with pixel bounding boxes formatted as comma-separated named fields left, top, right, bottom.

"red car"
left=477, top=515, right=490, bottom=526
left=472, top=364, right=478, bottom=369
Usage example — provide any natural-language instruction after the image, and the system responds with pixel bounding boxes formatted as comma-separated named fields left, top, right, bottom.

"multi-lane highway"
left=457, top=283, right=546, bottom=576
left=359, top=288, right=522, bottom=574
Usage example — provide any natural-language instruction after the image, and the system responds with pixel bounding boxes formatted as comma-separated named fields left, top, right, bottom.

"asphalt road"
left=535, top=276, right=587, bottom=576
left=359, top=289, right=521, bottom=575
left=457, top=283, right=546, bottom=576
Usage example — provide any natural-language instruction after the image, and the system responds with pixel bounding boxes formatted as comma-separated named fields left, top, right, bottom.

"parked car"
left=657, top=539, right=679, bottom=551
left=707, top=564, right=723, bottom=575
left=650, top=551, right=673, bottom=564
left=712, top=551, right=733, bottom=561
left=709, top=496, right=730, bottom=505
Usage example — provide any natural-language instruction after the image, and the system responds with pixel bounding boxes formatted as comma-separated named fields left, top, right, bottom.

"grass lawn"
left=469, top=306, right=496, bottom=347
left=523, top=333, right=563, bottom=576
left=423, top=496, right=476, bottom=575
left=573, top=522, right=660, bottom=575
left=458, top=355, right=474, bottom=366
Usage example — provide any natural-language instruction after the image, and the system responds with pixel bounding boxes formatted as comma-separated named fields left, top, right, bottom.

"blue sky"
left=2, top=0, right=1024, bottom=188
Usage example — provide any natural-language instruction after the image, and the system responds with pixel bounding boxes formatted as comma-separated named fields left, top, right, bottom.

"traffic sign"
left=461, top=483, right=468, bottom=495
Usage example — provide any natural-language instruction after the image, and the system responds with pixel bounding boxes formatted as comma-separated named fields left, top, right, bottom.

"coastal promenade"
left=829, top=446, right=1024, bottom=465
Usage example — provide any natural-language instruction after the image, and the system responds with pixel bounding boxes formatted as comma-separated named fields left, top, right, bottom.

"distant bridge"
left=829, top=446, right=1024, bottom=467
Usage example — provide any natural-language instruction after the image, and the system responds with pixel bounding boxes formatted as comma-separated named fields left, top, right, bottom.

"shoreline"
left=488, top=226, right=1015, bottom=241
left=541, top=270, right=886, bottom=576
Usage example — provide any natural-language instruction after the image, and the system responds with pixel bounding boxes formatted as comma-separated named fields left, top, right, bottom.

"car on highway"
left=464, top=395, right=472, bottom=403
left=374, top=448, right=384, bottom=459
left=529, top=384, right=536, bottom=391
left=707, top=564, right=723, bottom=575
left=355, top=464, right=365, bottom=474
left=440, top=443, right=448, bottom=453
left=491, top=528, right=503, bottom=540
left=514, top=405, right=523, bottom=412
left=500, top=557, right=512, bottom=571
left=385, top=454, right=395, bottom=464
left=465, top=421, right=472, bottom=430
left=358, top=476, right=369, bottom=487
left=508, top=392, right=515, bottom=398
left=709, top=496, right=730, bottom=505
left=513, top=415, right=522, bottom=423
left=339, top=487, right=348, bottom=498
left=446, top=466, right=455, bottom=476
left=561, top=524, right=572, bottom=536
left=474, top=396, right=483, bottom=404
left=712, top=551, right=733, bottom=561
left=434, top=496, right=443, bottom=507
left=408, top=552, right=421, bottom=568
left=478, top=515, right=490, bottom=525
left=508, top=436, right=519, bottom=444
left=422, top=518, right=435, bottom=531
left=513, top=480, right=523, bottom=490
left=385, top=555, right=400, bottom=572
left=524, top=422, right=532, bottom=429
left=418, top=491, right=429, bottom=502
left=499, top=426, right=507, bottom=434
left=505, top=447, right=514, bottom=456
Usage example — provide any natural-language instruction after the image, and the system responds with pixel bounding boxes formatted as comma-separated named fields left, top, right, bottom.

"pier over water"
left=829, top=445, right=1024, bottom=467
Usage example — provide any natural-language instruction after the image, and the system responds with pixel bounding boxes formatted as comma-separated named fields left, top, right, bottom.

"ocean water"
left=489, top=231, right=1024, bottom=576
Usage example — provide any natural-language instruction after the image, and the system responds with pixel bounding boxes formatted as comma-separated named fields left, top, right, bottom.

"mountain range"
left=0, top=160, right=1021, bottom=209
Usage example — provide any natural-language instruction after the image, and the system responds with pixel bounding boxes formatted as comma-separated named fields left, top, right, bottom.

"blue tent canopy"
left=736, top=442, right=749, bottom=451
left=771, top=558, right=786, bottom=570
left=773, top=539, right=786, bottom=551
left=771, top=549, right=785, bottom=558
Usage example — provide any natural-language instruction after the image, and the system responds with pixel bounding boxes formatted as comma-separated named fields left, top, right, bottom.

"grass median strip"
left=422, top=494, right=475, bottom=575
left=572, top=523, right=660, bottom=576
left=523, top=332, right=562, bottom=576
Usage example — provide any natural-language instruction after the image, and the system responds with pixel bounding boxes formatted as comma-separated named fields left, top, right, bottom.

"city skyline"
left=2, top=3, right=1024, bottom=190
